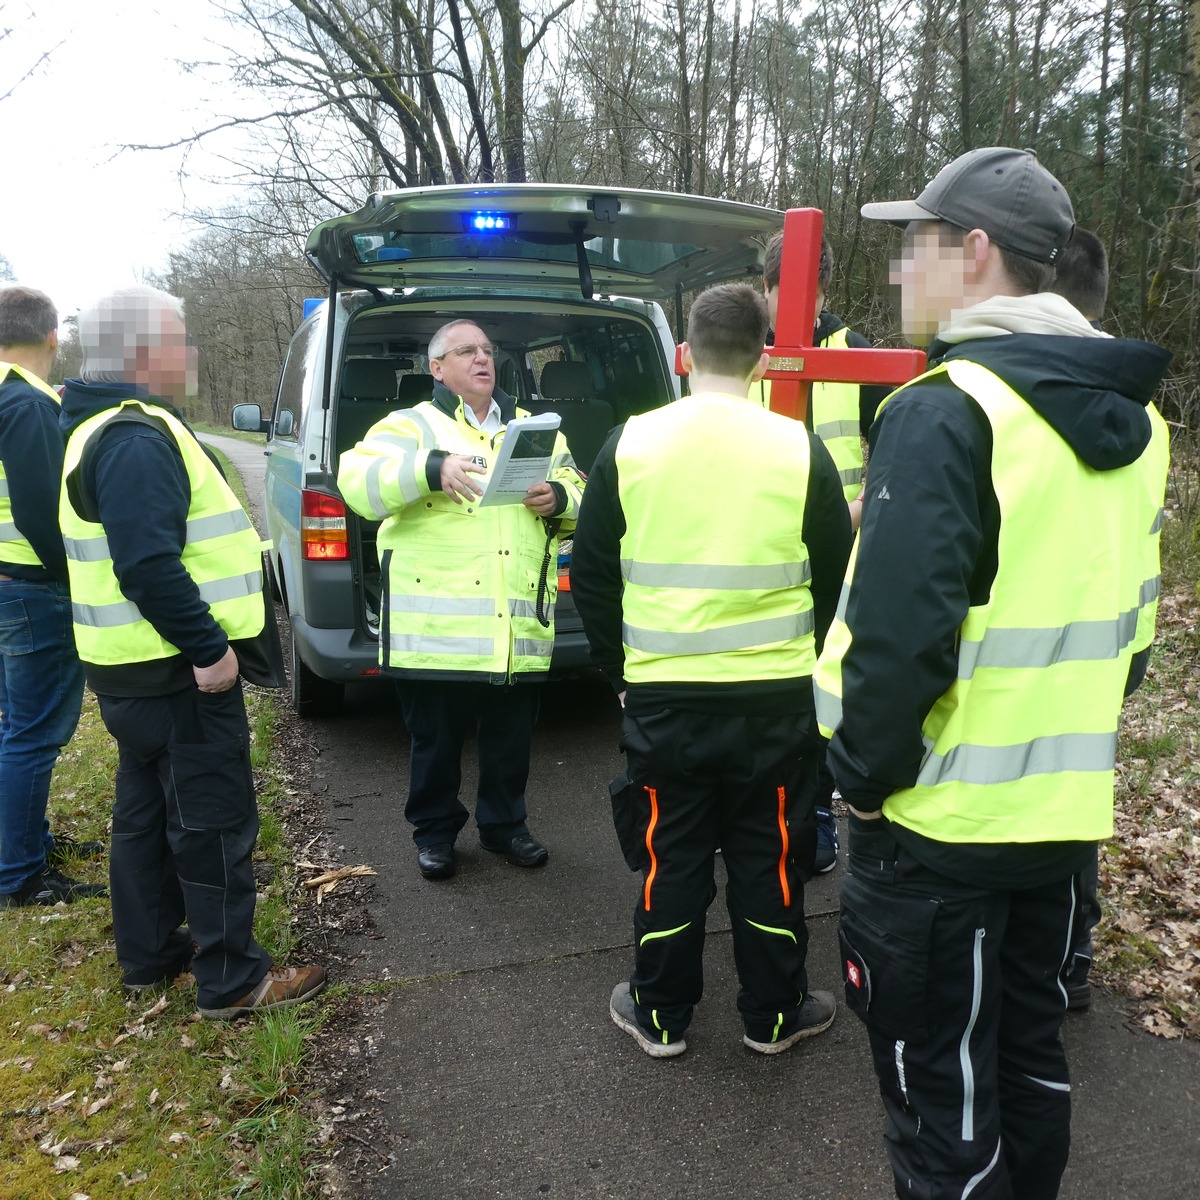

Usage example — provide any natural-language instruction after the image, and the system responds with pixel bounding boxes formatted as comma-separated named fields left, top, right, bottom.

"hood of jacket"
left=930, top=294, right=1171, bottom=471
left=59, top=378, right=172, bottom=439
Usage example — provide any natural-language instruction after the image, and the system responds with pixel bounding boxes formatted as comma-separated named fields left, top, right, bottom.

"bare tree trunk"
left=958, top=0, right=972, bottom=150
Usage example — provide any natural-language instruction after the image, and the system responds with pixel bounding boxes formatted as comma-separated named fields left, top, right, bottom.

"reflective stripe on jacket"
left=814, top=358, right=1168, bottom=842
left=616, top=391, right=816, bottom=685
left=60, top=400, right=264, bottom=665
left=0, top=362, right=61, bottom=565
left=337, top=397, right=584, bottom=682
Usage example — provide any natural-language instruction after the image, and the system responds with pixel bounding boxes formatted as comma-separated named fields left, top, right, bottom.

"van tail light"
left=301, top=490, right=349, bottom=560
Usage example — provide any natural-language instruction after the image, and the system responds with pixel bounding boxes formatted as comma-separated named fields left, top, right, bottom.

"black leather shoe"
left=417, top=843, right=456, bottom=880
left=480, top=831, right=549, bottom=869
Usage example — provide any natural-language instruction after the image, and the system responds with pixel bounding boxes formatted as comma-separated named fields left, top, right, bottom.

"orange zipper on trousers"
left=777, top=786, right=791, bottom=907
left=643, top=786, right=659, bottom=910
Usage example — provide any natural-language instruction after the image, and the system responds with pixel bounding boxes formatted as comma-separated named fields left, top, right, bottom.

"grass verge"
left=0, top=686, right=322, bottom=1199
left=2, top=443, right=322, bottom=1196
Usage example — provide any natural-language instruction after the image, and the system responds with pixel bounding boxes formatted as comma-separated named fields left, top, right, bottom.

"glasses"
left=435, top=342, right=495, bottom=361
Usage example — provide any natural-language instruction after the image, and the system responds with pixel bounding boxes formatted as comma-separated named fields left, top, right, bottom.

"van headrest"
left=341, top=359, right=399, bottom=400
left=540, top=360, right=592, bottom=401
left=396, top=373, right=435, bottom=404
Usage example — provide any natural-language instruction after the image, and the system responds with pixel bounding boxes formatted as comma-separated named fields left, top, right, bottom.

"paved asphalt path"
left=206, top=433, right=1200, bottom=1200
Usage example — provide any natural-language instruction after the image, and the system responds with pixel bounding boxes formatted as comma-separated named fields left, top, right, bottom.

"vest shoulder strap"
left=68, top=409, right=188, bottom=523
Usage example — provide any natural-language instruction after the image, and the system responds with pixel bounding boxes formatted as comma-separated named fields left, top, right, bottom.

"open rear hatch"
left=306, top=184, right=782, bottom=301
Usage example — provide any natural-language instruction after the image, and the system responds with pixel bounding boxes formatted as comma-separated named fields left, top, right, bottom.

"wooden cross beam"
left=676, top=207, right=927, bottom=422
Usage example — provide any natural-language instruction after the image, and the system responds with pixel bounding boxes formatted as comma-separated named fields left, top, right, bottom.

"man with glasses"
left=813, top=149, right=1170, bottom=1198
left=339, top=319, right=584, bottom=881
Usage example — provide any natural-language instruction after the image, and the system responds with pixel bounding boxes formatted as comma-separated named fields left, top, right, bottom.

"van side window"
left=273, top=319, right=318, bottom=441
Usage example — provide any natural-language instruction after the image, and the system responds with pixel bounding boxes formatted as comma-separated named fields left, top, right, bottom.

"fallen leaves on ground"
left=1102, top=572, right=1200, bottom=1039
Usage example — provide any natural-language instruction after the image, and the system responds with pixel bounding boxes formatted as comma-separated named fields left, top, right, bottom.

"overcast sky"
left=0, top=0, right=256, bottom=317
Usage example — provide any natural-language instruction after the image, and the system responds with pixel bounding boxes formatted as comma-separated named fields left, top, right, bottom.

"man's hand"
left=522, top=481, right=558, bottom=516
left=849, top=805, right=883, bottom=821
left=194, top=646, right=239, bottom=693
left=441, top=455, right=486, bottom=504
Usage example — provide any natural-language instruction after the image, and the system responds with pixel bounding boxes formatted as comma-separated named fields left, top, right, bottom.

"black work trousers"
left=395, top=678, right=540, bottom=848
left=98, top=685, right=271, bottom=1009
left=840, top=817, right=1081, bottom=1200
left=616, top=705, right=821, bottom=1043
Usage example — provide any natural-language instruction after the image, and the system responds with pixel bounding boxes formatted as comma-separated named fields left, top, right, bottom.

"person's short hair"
left=923, top=221, right=1056, bottom=295
left=687, top=283, right=769, bottom=378
left=428, top=319, right=486, bottom=360
left=78, top=285, right=185, bottom=383
left=0, top=286, right=57, bottom=348
left=1051, top=228, right=1108, bottom=320
left=764, top=232, right=833, bottom=294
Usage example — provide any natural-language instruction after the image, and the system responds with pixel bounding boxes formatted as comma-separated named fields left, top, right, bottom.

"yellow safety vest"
left=0, top=362, right=63, bottom=566
left=755, top=327, right=865, bottom=502
left=60, top=400, right=265, bottom=666
left=616, top=391, right=816, bottom=685
left=814, top=359, right=1168, bottom=842
left=337, top=398, right=584, bottom=681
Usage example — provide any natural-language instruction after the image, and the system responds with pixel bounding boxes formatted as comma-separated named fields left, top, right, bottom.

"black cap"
left=861, top=147, right=1075, bottom=263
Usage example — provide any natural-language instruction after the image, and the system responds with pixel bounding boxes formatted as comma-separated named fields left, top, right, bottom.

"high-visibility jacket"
left=616, top=391, right=817, bottom=685
left=337, top=397, right=584, bottom=682
left=814, top=359, right=1168, bottom=842
left=756, top=327, right=864, bottom=502
left=0, top=362, right=62, bottom=566
left=60, top=400, right=264, bottom=666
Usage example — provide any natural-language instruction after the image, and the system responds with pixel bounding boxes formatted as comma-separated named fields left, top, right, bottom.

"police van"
left=233, top=185, right=781, bottom=715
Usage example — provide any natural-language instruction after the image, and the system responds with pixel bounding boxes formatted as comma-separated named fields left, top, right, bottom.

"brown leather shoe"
left=198, top=964, right=327, bottom=1021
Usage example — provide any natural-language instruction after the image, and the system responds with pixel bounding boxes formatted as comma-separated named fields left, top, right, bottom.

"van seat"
left=539, top=360, right=615, bottom=474
left=337, top=359, right=402, bottom=455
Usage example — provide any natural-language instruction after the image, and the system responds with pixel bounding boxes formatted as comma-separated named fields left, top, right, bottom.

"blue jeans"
left=0, top=579, right=85, bottom=894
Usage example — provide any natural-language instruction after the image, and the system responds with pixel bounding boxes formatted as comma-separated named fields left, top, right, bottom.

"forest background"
left=33, top=0, right=1200, bottom=443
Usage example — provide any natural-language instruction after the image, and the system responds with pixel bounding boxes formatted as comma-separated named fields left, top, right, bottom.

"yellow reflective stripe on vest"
left=624, top=611, right=815, bottom=656
left=71, top=571, right=262, bottom=631
left=917, top=730, right=1119, bottom=788
left=956, top=608, right=1142, bottom=676
left=621, top=558, right=812, bottom=590
left=387, top=634, right=495, bottom=656
left=388, top=593, right=496, bottom=617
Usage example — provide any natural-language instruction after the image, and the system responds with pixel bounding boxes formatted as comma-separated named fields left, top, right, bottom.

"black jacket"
left=571, top=401, right=853, bottom=716
left=828, top=331, right=1171, bottom=885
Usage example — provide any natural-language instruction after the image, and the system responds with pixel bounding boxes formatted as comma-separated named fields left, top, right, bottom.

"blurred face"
left=890, top=222, right=970, bottom=346
left=764, top=283, right=779, bottom=328
left=136, top=308, right=196, bottom=401
left=429, top=322, right=495, bottom=407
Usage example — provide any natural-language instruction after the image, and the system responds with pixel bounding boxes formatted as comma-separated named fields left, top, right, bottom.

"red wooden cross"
left=676, top=207, right=927, bottom=421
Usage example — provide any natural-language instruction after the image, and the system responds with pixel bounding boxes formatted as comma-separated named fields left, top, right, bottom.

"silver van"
left=234, top=184, right=780, bottom=715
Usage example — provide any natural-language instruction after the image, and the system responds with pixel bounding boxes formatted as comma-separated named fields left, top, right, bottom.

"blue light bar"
left=468, top=211, right=514, bottom=233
